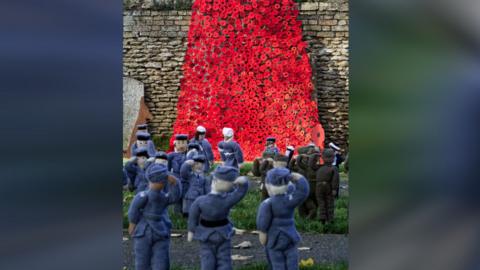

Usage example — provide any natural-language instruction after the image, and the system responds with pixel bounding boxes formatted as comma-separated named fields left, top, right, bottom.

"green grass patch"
left=123, top=182, right=348, bottom=234
left=168, top=262, right=348, bottom=270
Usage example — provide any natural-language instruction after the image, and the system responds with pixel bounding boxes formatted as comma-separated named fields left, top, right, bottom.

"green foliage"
left=240, top=163, right=253, bottom=176
left=168, top=262, right=348, bottom=270
left=123, top=191, right=135, bottom=228
left=123, top=183, right=349, bottom=234
left=152, top=133, right=172, bottom=152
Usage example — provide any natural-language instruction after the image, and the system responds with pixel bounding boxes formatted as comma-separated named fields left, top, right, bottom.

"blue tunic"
left=180, top=162, right=211, bottom=214
left=188, top=180, right=249, bottom=270
left=167, top=151, right=187, bottom=213
left=131, top=140, right=157, bottom=158
left=124, top=161, right=149, bottom=193
left=128, top=178, right=182, bottom=270
left=190, top=138, right=215, bottom=172
left=264, top=146, right=280, bottom=155
left=218, top=141, right=244, bottom=168
left=256, top=175, right=309, bottom=270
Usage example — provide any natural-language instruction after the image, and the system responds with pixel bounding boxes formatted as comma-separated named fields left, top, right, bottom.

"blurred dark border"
left=0, top=0, right=123, bottom=269
left=350, top=0, right=480, bottom=269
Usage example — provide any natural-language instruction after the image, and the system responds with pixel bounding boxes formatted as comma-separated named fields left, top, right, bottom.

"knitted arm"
left=147, top=140, right=157, bottom=157
left=180, top=162, right=193, bottom=181
left=296, top=155, right=308, bottom=170
left=235, top=143, right=244, bottom=165
left=252, top=158, right=262, bottom=177
left=128, top=192, right=148, bottom=224
left=331, top=168, right=340, bottom=195
left=286, top=173, right=309, bottom=208
left=167, top=175, right=182, bottom=204
left=187, top=198, right=201, bottom=232
left=167, top=153, right=173, bottom=172
left=226, top=177, right=250, bottom=207
left=204, top=140, right=215, bottom=163
left=218, top=142, right=226, bottom=161
left=256, top=201, right=273, bottom=233
left=308, top=153, right=321, bottom=170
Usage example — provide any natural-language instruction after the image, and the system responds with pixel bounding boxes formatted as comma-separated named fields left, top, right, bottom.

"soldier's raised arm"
left=285, top=173, right=309, bottom=208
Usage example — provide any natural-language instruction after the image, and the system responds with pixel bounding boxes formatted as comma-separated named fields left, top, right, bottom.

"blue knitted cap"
left=266, top=168, right=290, bottom=186
left=136, top=131, right=150, bottom=141
left=188, top=142, right=201, bottom=151
left=213, top=166, right=239, bottom=182
left=192, top=154, right=206, bottom=163
left=146, top=164, right=168, bottom=184
left=134, top=147, right=149, bottom=158
left=155, top=151, right=168, bottom=160
left=175, top=134, right=188, bottom=140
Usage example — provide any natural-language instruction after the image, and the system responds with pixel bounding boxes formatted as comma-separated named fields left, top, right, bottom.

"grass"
left=169, top=262, right=348, bottom=270
left=123, top=181, right=349, bottom=234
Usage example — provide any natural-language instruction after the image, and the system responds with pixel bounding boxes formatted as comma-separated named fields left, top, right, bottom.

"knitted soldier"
left=168, top=134, right=189, bottom=214
left=264, top=137, right=280, bottom=155
left=328, top=142, right=344, bottom=169
left=187, top=166, right=249, bottom=270
left=153, top=151, right=168, bottom=166
left=296, top=145, right=321, bottom=219
left=128, top=164, right=182, bottom=270
left=218, top=127, right=244, bottom=169
left=180, top=154, right=211, bottom=216
left=123, top=168, right=130, bottom=189
left=328, top=142, right=344, bottom=198
left=131, top=130, right=157, bottom=158
left=256, top=168, right=309, bottom=270
left=186, top=142, right=202, bottom=160
left=285, top=146, right=295, bottom=166
left=315, top=148, right=340, bottom=224
left=273, top=154, right=289, bottom=169
left=252, top=152, right=275, bottom=200
left=190, top=125, right=215, bottom=173
left=124, top=147, right=150, bottom=193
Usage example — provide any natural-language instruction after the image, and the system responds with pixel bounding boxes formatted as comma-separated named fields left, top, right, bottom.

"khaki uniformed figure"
left=296, top=144, right=321, bottom=219
left=315, top=148, right=339, bottom=224
left=252, top=152, right=275, bottom=200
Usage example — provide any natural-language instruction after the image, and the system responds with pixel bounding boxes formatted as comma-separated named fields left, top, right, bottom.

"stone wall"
left=123, top=0, right=349, bottom=150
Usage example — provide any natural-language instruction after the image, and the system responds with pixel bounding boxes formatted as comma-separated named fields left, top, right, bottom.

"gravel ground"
left=123, top=230, right=348, bottom=269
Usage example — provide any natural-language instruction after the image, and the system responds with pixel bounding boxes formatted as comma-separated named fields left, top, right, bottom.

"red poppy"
left=172, top=0, right=324, bottom=160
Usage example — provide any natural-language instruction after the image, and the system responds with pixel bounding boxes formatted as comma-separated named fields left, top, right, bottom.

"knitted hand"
left=259, top=232, right=267, bottom=246
left=128, top=223, right=136, bottom=236
left=187, top=231, right=194, bottom=242
left=233, top=176, right=249, bottom=185
left=167, top=175, right=177, bottom=185
left=290, top=172, right=303, bottom=182
left=185, top=160, right=194, bottom=165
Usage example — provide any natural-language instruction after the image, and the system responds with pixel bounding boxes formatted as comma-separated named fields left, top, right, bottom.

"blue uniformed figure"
left=124, top=147, right=150, bottom=193
left=154, top=151, right=168, bottom=166
left=256, top=168, right=310, bottom=270
left=190, top=125, right=215, bottom=173
left=218, top=128, right=244, bottom=169
left=131, top=130, right=157, bottom=158
left=168, top=134, right=189, bottom=213
left=128, top=164, right=182, bottom=270
left=180, top=154, right=211, bottom=215
left=265, top=137, right=280, bottom=155
left=123, top=168, right=130, bottom=188
left=187, top=166, right=250, bottom=270
left=186, top=142, right=202, bottom=160
left=285, top=145, right=295, bottom=165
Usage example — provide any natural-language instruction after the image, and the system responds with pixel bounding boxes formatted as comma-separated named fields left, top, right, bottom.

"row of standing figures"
left=123, top=124, right=348, bottom=270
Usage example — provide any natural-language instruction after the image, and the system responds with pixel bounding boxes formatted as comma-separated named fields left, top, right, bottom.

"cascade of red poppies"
left=171, top=0, right=324, bottom=160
